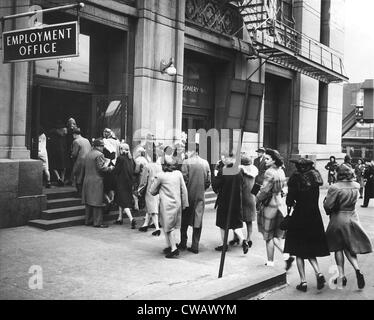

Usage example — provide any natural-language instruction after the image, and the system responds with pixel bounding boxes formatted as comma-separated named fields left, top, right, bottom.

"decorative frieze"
left=185, top=0, right=242, bottom=36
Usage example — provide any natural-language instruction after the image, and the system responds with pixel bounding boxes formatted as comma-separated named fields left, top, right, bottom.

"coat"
left=138, top=161, right=162, bottom=213
left=113, top=154, right=135, bottom=208
left=240, top=164, right=258, bottom=222
left=254, top=156, right=267, bottom=185
left=181, top=155, right=211, bottom=228
left=81, top=148, right=111, bottom=207
left=212, top=165, right=243, bottom=230
left=364, top=164, right=374, bottom=199
left=150, top=170, right=189, bottom=233
left=284, top=169, right=330, bottom=258
left=71, top=136, right=92, bottom=185
left=256, top=166, right=286, bottom=241
left=324, top=181, right=372, bottom=254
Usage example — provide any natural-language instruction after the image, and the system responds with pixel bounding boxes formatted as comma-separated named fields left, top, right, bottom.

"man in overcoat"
left=71, top=127, right=91, bottom=195
left=81, top=139, right=113, bottom=228
left=179, top=144, right=211, bottom=254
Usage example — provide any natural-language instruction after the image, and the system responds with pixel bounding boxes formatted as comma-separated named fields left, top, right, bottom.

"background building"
left=0, top=0, right=348, bottom=227
left=342, top=79, right=374, bottom=161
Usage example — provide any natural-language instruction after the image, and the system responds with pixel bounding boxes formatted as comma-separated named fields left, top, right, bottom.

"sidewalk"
left=0, top=202, right=287, bottom=300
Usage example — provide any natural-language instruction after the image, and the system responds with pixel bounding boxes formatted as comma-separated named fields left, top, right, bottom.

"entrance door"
left=30, top=86, right=92, bottom=160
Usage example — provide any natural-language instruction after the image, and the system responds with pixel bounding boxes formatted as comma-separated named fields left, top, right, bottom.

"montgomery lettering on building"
left=3, top=21, right=78, bottom=62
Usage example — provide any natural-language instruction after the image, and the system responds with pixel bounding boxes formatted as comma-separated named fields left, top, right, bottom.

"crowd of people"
left=38, top=121, right=373, bottom=291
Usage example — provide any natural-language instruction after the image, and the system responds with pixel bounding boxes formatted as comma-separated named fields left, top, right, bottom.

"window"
left=35, top=33, right=90, bottom=82
left=320, top=0, right=331, bottom=46
left=317, top=82, right=328, bottom=144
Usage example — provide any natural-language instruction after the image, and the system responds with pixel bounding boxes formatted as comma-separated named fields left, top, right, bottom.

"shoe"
left=46, top=182, right=51, bottom=188
left=152, top=230, right=161, bottom=236
left=139, top=226, right=148, bottom=232
left=242, top=240, right=249, bottom=254
left=165, top=249, right=179, bottom=258
left=149, top=223, right=156, bottom=229
left=163, top=247, right=171, bottom=254
left=177, top=243, right=187, bottom=251
left=356, top=270, right=365, bottom=289
left=187, top=247, right=199, bottom=254
left=317, top=273, right=326, bottom=290
left=361, top=205, right=368, bottom=208
left=131, top=219, right=137, bottom=229
left=114, top=220, right=123, bottom=225
left=285, top=257, right=295, bottom=271
left=94, top=224, right=108, bottom=228
left=229, top=238, right=239, bottom=246
left=57, top=179, right=64, bottom=187
left=359, top=196, right=363, bottom=199
left=248, top=240, right=253, bottom=248
left=333, top=276, right=347, bottom=287
left=296, top=282, right=307, bottom=292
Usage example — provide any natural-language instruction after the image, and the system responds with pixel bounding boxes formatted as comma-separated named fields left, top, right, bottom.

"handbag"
left=280, top=207, right=293, bottom=231
left=251, top=183, right=261, bottom=196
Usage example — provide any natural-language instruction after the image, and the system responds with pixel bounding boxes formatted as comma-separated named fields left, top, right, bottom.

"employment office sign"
left=3, top=21, right=78, bottom=63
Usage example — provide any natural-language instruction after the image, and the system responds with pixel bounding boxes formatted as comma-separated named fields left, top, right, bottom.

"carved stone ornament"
left=185, top=0, right=242, bottom=36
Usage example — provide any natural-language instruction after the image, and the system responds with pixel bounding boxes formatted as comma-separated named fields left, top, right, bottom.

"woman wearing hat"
left=229, top=153, right=258, bottom=250
left=324, top=164, right=372, bottom=289
left=256, top=149, right=291, bottom=268
left=284, top=158, right=330, bottom=292
left=112, top=143, right=137, bottom=229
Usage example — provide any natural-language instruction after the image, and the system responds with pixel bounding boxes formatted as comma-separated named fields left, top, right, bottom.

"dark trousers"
left=180, top=210, right=202, bottom=250
left=85, top=205, right=103, bottom=226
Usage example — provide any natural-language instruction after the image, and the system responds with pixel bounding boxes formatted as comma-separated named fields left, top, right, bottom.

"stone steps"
left=28, top=212, right=119, bottom=231
left=28, top=186, right=217, bottom=230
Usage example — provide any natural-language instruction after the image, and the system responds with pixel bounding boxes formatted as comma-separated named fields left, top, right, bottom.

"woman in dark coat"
left=212, top=155, right=248, bottom=254
left=362, top=160, right=374, bottom=207
left=325, top=156, right=338, bottom=185
left=113, top=143, right=137, bottom=229
left=284, top=158, right=330, bottom=292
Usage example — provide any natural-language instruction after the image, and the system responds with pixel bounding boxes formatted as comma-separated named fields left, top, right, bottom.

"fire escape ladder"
left=231, top=0, right=348, bottom=83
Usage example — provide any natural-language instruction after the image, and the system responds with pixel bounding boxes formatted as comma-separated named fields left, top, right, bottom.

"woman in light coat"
left=256, top=148, right=292, bottom=268
left=150, top=154, right=189, bottom=258
left=324, top=164, right=372, bottom=289
left=138, top=148, right=162, bottom=236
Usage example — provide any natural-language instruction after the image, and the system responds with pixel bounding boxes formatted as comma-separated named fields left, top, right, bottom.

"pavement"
left=0, top=189, right=372, bottom=300
left=0, top=204, right=286, bottom=300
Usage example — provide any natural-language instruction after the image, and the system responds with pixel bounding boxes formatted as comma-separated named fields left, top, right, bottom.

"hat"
left=290, top=157, right=314, bottom=166
left=54, top=121, right=66, bottom=129
left=336, top=163, right=355, bottom=181
left=240, top=153, right=252, bottom=166
left=72, top=127, right=81, bottom=135
left=256, top=147, right=266, bottom=153
left=93, top=139, right=104, bottom=147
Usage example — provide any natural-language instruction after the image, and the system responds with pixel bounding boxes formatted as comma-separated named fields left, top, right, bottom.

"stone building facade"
left=0, top=0, right=347, bottom=227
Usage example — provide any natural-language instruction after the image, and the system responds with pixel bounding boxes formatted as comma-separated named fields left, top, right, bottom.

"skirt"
left=257, top=205, right=285, bottom=241
left=326, top=210, right=372, bottom=255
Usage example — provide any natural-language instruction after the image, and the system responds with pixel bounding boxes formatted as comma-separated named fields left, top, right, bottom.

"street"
left=256, top=190, right=374, bottom=300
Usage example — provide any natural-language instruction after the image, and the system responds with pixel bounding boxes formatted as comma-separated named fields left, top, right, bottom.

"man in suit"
left=179, top=144, right=211, bottom=254
left=253, top=147, right=267, bottom=195
left=82, top=139, right=113, bottom=228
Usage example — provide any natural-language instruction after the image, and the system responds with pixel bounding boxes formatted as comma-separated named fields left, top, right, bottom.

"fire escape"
left=230, top=0, right=349, bottom=83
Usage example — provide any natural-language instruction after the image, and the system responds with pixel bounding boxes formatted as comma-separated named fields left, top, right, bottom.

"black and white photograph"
left=0, top=0, right=373, bottom=306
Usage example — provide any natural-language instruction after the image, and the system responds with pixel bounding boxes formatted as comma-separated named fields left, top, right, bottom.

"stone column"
left=0, top=0, right=45, bottom=228
left=133, top=0, right=185, bottom=147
